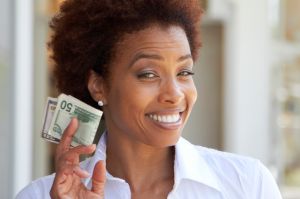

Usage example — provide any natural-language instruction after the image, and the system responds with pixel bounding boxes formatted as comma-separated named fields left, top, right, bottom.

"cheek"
left=109, top=82, right=148, bottom=116
left=192, top=85, right=198, bottom=104
left=185, top=82, right=198, bottom=107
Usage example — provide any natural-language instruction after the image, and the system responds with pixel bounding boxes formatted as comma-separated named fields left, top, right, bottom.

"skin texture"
left=51, top=25, right=197, bottom=199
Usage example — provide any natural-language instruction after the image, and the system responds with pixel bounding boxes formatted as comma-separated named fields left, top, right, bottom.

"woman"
left=17, top=0, right=282, bottom=198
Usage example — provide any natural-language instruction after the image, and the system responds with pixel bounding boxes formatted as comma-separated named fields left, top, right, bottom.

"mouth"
left=147, top=113, right=181, bottom=123
left=145, top=109, right=185, bottom=131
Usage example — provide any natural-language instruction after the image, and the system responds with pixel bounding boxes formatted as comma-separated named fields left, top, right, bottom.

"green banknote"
left=41, top=97, right=60, bottom=143
left=43, top=94, right=103, bottom=147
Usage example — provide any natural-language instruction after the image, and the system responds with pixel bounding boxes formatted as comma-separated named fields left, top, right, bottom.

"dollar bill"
left=42, top=94, right=103, bottom=147
left=41, top=97, right=60, bottom=143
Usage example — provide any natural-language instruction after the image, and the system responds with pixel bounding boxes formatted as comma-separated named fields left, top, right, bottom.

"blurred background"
left=0, top=0, right=300, bottom=198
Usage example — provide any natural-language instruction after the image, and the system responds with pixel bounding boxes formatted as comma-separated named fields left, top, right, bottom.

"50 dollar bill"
left=41, top=94, right=103, bottom=147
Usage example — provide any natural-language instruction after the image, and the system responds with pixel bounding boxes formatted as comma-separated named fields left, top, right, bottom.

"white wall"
left=183, top=23, right=223, bottom=149
left=223, top=0, right=272, bottom=164
left=33, top=0, right=51, bottom=180
left=0, top=1, right=14, bottom=198
left=185, top=0, right=273, bottom=165
left=12, top=0, right=34, bottom=196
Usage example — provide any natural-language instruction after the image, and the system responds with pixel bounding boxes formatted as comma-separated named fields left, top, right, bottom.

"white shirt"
left=16, top=133, right=282, bottom=199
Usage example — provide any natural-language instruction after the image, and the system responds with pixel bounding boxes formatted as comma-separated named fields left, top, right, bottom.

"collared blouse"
left=16, top=132, right=282, bottom=199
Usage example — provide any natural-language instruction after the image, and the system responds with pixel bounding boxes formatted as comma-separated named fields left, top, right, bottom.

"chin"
left=146, top=132, right=181, bottom=148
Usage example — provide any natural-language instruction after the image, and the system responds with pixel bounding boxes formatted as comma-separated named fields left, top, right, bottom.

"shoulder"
left=179, top=137, right=260, bottom=176
left=196, top=144, right=259, bottom=175
left=198, top=147, right=282, bottom=198
left=201, top=146, right=282, bottom=198
left=178, top=138, right=282, bottom=198
left=15, top=174, right=55, bottom=199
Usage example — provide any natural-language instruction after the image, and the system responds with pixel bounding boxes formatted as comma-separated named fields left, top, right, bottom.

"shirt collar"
left=86, top=132, right=221, bottom=192
left=174, top=137, right=221, bottom=192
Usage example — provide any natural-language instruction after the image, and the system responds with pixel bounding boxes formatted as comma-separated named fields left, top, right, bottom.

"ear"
left=87, top=70, right=107, bottom=104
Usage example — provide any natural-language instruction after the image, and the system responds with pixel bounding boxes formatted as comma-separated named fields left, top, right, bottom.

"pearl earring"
left=98, top=100, right=104, bottom=107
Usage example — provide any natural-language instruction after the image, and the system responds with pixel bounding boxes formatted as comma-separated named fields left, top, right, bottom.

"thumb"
left=91, top=160, right=106, bottom=196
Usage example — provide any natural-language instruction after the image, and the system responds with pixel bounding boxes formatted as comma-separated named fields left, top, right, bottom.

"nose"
left=158, top=78, right=184, bottom=105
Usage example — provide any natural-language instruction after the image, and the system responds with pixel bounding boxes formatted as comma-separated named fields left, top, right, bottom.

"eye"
left=177, top=69, right=195, bottom=77
left=137, top=71, right=159, bottom=79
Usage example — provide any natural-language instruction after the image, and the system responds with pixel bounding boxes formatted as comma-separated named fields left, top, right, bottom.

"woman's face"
left=103, top=25, right=197, bottom=147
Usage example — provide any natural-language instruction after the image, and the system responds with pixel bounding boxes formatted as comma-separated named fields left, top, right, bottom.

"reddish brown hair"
left=49, top=0, right=203, bottom=108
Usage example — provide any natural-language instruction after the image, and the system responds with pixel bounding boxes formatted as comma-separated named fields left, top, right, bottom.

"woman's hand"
left=50, top=118, right=106, bottom=199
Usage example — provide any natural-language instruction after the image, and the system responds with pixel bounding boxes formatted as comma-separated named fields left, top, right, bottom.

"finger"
left=55, top=144, right=96, bottom=173
left=69, top=144, right=96, bottom=156
left=59, top=144, right=96, bottom=164
left=57, top=118, right=79, bottom=155
left=53, top=164, right=75, bottom=188
left=91, top=160, right=106, bottom=196
left=51, top=165, right=78, bottom=198
left=73, top=166, right=90, bottom=178
left=56, top=164, right=77, bottom=177
left=56, top=164, right=89, bottom=182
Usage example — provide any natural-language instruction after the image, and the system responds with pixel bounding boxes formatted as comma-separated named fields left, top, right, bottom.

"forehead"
left=115, top=25, right=191, bottom=58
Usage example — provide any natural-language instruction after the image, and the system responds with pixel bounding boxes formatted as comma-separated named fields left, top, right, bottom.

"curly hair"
left=49, top=0, right=203, bottom=108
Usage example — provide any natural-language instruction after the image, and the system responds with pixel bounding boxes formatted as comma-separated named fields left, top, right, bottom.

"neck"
left=105, top=131, right=175, bottom=192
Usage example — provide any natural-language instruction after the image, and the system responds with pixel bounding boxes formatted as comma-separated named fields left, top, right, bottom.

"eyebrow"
left=128, top=52, right=193, bottom=68
left=177, top=54, right=193, bottom=62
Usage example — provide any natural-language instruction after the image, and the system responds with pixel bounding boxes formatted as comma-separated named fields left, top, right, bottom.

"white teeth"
left=158, top=115, right=162, bottom=121
left=148, top=113, right=180, bottom=123
left=172, top=115, right=177, bottom=121
left=167, top=115, right=174, bottom=122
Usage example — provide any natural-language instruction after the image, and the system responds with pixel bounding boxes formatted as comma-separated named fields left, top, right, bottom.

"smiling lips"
left=148, top=113, right=181, bottom=123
